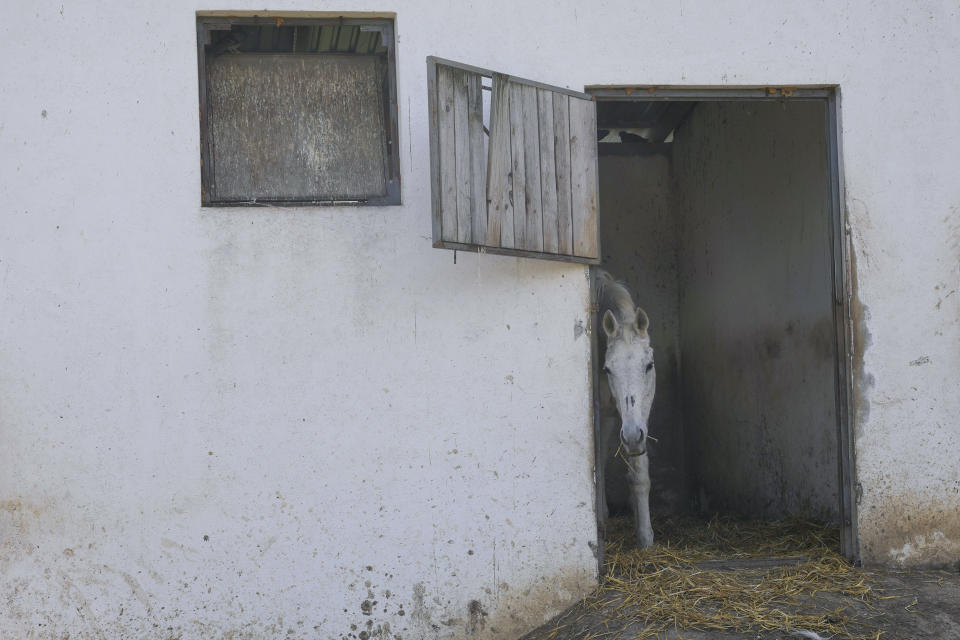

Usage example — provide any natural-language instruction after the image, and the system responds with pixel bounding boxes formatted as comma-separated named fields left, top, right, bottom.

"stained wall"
left=2, top=2, right=959, bottom=639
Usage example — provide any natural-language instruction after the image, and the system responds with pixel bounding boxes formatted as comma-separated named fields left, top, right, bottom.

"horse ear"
left=634, top=308, right=650, bottom=335
left=602, top=310, right=621, bottom=338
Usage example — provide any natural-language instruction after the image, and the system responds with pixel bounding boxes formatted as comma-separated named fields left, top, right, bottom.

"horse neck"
left=596, top=271, right=637, bottom=327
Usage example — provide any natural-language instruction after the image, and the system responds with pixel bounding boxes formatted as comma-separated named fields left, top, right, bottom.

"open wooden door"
left=427, top=57, right=600, bottom=263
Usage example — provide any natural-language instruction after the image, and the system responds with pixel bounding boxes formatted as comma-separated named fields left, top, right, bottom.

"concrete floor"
left=520, top=566, right=960, bottom=640
left=519, top=512, right=960, bottom=640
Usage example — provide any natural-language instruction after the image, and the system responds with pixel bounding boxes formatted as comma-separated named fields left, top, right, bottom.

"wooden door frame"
left=586, top=86, right=858, bottom=566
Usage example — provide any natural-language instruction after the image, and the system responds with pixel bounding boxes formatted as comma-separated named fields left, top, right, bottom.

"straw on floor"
left=544, top=515, right=889, bottom=640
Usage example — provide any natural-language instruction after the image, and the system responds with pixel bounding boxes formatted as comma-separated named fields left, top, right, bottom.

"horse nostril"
left=620, top=429, right=647, bottom=454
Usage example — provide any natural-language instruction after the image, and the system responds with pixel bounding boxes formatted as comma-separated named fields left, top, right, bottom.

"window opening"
left=197, top=16, right=400, bottom=206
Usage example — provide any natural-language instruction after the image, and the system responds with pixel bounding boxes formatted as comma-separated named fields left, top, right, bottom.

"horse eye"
left=602, top=366, right=611, bottom=374
left=645, top=363, right=654, bottom=373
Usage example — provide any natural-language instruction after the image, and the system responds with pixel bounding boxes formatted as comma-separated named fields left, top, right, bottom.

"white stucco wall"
left=2, top=1, right=959, bottom=638
left=0, top=5, right=601, bottom=639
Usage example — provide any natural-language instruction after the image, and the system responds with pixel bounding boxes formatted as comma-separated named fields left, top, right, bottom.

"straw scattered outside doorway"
left=521, top=515, right=960, bottom=640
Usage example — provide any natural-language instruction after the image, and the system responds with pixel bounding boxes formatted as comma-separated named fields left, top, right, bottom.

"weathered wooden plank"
left=453, top=69, right=472, bottom=244
left=553, top=94, right=573, bottom=254
left=317, top=25, right=334, bottom=51
left=336, top=25, right=356, bottom=51
left=433, top=240, right=599, bottom=264
left=437, top=65, right=458, bottom=241
left=426, top=57, right=594, bottom=100
left=569, top=96, right=599, bottom=258
left=293, top=26, right=310, bottom=52
left=426, top=57, right=602, bottom=264
left=521, top=84, right=543, bottom=252
left=467, top=73, right=487, bottom=245
left=509, top=81, right=527, bottom=249
left=427, top=58, right=442, bottom=245
left=257, top=26, right=274, bottom=51
left=277, top=27, right=296, bottom=52
left=355, top=29, right=372, bottom=54
left=486, top=73, right=513, bottom=248
left=537, top=89, right=559, bottom=254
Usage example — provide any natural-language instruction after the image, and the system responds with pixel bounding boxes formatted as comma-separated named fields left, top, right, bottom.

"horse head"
left=602, top=306, right=655, bottom=456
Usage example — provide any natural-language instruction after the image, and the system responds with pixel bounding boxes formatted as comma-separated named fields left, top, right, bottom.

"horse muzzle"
left=620, top=431, right=647, bottom=457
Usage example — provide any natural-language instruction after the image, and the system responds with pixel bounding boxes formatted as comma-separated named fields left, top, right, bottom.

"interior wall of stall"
left=598, top=100, right=841, bottom=523
left=673, top=101, right=840, bottom=521
left=597, top=153, right=687, bottom=514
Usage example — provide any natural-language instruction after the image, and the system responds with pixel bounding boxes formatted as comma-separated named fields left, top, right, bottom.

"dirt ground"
left=520, top=517, right=960, bottom=640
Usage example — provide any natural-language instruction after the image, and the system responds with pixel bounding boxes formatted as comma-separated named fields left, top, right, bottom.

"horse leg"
left=597, top=449, right=608, bottom=523
left=627, top=454, right=654, bottom=548
left=597, top=416, right=619, bottom=522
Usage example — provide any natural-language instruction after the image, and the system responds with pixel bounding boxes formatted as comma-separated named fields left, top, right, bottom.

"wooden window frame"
left=196, top=15, right=401, bottom=207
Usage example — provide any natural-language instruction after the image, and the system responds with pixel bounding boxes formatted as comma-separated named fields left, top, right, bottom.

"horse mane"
left=595, top=269, right=637, bottom=325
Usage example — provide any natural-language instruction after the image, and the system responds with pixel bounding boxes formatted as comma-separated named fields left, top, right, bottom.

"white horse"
left=595, top=270, right=656, bottom=548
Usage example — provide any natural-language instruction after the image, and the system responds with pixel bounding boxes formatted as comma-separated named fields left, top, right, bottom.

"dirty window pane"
left=206, top=54, right=387, bottom=202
